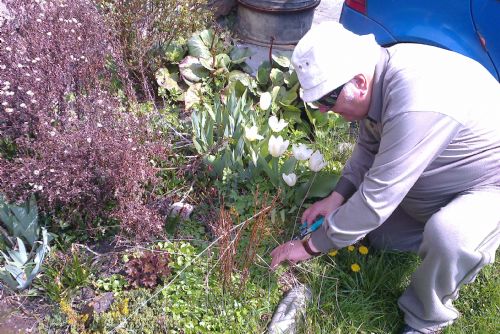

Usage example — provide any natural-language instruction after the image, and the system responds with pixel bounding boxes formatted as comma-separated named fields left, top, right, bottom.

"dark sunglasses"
left=316, top=83, right=346, bottom=108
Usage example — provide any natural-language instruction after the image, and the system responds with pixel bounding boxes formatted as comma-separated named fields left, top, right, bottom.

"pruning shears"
left=295, top=216, right=324, bottom=240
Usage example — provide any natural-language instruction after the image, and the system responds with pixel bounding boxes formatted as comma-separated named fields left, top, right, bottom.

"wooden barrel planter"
left=236, top=0, right=321, bottom=49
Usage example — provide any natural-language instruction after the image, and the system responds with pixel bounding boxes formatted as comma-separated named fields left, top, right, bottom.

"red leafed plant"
left=125, top=250, right=171, bottom=288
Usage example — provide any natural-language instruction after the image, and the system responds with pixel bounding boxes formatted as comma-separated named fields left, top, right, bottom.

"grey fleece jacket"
left=311, top=43, right=500, bottom=252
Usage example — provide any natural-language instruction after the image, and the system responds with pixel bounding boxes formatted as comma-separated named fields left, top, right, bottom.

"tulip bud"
left=268, top=135, right=289, bottom=157
left=282, top=173, right=297, bottom=187
left=245, top=125, right=264, bottom=141
left=309, top=150, right=327, bottom=172
left=268, top=115, right=288, bottom=132
left=292, top=143, right=313, bottom=161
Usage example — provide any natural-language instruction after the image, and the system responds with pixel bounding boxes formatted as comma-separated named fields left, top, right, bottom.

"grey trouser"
left=368, top=187, right=500, bottom=333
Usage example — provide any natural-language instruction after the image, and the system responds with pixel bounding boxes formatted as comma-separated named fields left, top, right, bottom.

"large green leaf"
left=1, top=195, right=39, bottom=247
left=294, top=173, right=340, bottom=204
left=256, top=61, right=271, bottom=86
left=270, top=68, right=285, bottom=86
left=187, top=30, right=213, bottom=59
left=285, top=70, right=299, bottom=88
left=155, top=68, right=182, bottom=93
left=179, top=56, right=210, bottom=83
left=163, top=41, right=186, bottom=63
left=215, top=53, right=231, bottom=69
left=229, top=46, right=253, bottom=64
left=272, top=53, right=291, bottom=68
left=185, top=83, right=202, bottom=111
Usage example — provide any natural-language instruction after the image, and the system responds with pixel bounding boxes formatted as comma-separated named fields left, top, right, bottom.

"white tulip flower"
left=309, top=150, right=327, bottom=172
left=292, top=143, right=313, bottom=161
left=268, top=115, right=288, bottom=132
left=260, top=92, right=272, bottom=111
left=244, top=125, right=264, bottom=141
left=282, top=173, right=297, bottom=187
left=268, top=135, right=289, bottom=157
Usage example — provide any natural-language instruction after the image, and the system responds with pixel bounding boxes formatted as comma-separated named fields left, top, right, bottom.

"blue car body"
left=339, top=0, right=500, bottom=81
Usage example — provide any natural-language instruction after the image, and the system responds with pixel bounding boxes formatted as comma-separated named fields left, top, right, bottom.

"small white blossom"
left=50, top=131, right=56, bottom=136
left=268, top=115, right=288, bottom=132
left=20, top=103, right=27, bottom=108
left=282, top=173, right=297, bottom=187
left=268, top=135, right=289, bottom=158
left=259, top=92, right=272, bottom=110
left=26, top=90, right=34, bottom=96
left=47, top=32, right=52, bottom=36
left=292, top=143, right=313, bottom=161
left=97, top=122, right=103, bottom=128
left=6, top=47, right=12, bottom=52
left=5, top=108, right=14, bottom=113
left=244, top=125, right=264, bottom=142
left=34, top=170, right=40, bottom=176
left=36, top=18, right=42, bottom=23
left=309, top=150, right=327, bottom=172
left=0, top=65, right=5, bottom=70
left=86, top=137, right=92, bottom=143
left=2, top=102, right=8, bottom=106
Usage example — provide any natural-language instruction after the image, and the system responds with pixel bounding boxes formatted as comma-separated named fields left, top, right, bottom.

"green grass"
left=291, top=247, right=499, bottom=334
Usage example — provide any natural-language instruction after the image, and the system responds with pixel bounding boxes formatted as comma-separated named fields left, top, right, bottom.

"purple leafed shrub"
left=0, top=0, right=165, bottom=240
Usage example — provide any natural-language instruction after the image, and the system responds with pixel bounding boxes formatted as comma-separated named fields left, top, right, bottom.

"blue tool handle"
left=309, top=216, right=324, bottom=232
left=300, top=216, right=324, bottom=237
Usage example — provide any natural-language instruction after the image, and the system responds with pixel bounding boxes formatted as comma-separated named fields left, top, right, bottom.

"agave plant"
left=0, top=195, right=51, bottom=290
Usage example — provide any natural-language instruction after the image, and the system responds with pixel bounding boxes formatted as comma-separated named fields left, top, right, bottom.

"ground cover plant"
left=0, top=0, right=498, bottom=333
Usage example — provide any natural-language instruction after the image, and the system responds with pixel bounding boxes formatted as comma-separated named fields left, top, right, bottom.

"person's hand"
left=301, top=191, right=345, bottom=227
left=270, top=240, right=312, bottom=270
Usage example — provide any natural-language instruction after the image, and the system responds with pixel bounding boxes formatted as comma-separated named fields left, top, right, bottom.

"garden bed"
left=0, top=1, right=498, bottom=333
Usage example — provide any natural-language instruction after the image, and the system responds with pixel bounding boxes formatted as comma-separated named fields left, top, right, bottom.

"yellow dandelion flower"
left=347, top=245, right=355, bottom=252
left=351, top=263, right=361, bottom=272
left=359, top=245, right=369, bottom=255
left=328, top=250, right=338, bottom=256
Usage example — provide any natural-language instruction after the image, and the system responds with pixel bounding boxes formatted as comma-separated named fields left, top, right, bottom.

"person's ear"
left=352, top=74, right=368, bottom=93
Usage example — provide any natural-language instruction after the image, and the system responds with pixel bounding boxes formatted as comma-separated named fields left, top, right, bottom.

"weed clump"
left=0, top=0, right=164, bottom=240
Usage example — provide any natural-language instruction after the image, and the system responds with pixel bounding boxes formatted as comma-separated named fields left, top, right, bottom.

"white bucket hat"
left=291, top=21, right=381, bottom=102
